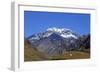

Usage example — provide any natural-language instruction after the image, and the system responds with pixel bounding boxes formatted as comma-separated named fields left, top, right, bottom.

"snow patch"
left=47, top=27, right=72, bottom=33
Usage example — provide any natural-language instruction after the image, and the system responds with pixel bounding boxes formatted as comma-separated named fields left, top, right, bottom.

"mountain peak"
left=46, top=27, right=78, bottom=39
left=47, top=27, right=72, bottom=33
left=28, top=27, right=78, bottom=43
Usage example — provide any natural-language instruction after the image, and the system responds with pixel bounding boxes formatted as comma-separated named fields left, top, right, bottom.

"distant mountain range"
left=25, top=27, right=90, bottom=56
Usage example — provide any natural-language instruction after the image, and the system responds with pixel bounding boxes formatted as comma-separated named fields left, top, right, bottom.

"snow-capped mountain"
left=28, top=27, right=79, bottom=42
left=45, top=27, right=78, bottom=39
left=27, top=27, right=81, bottom=56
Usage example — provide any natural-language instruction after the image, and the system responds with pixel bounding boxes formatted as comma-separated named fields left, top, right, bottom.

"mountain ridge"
left=26, top=27, right=90, bottom=56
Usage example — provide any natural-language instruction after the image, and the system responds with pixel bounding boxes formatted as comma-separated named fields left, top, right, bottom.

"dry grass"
left=51, top=51, right=90, bottom=60
left=24, top=48, right=90, bottom=61
left=24, top=47, right=50, bottom=61
left=24, top=40, right=49, bottom=61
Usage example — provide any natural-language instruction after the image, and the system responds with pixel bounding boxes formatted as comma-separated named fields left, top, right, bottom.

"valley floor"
left=24, top=48, right=90, bottom=61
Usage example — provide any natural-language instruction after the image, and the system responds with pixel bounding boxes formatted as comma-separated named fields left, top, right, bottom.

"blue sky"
left=24, top=11, right=90, bottom=38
